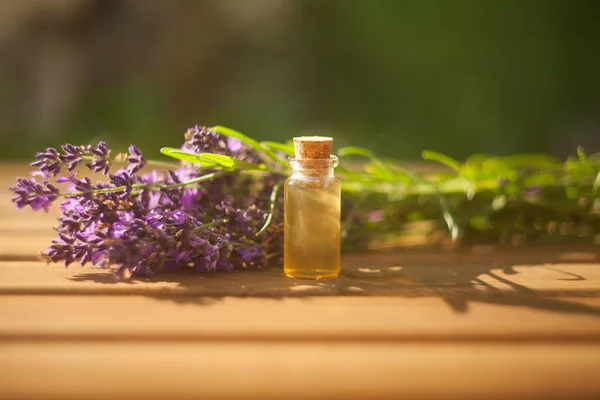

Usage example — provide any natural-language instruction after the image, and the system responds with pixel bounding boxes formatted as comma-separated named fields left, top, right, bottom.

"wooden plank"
left=1, top=262, right=599, bottom=296
left=1, top=295, right=600, bottom=341
left=0, top=207, right=58, bottom=230
left=0, top=234, right=54, bottom=260
left=1, top=342, right=599, bottom=399
left=0, top=164, right=59, bottom=258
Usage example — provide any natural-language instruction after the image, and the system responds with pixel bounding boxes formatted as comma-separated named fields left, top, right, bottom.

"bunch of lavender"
left=10, top=125, right=287, bottom=278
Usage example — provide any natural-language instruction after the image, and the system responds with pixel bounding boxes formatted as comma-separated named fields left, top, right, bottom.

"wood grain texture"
left=1, top=343, right=599, bottom=400
left=1, top=295, right=600, bottom=341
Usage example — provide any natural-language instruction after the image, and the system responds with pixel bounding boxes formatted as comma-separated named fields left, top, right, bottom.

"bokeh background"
left=1, top=0, right=599, bottom=161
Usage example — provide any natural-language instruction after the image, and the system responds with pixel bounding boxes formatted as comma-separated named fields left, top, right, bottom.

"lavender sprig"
left=29, top=141, right=175, bottom=179
left=11, top=178, right=60, bottom=211
left=11, top=126, right=285, bottom=278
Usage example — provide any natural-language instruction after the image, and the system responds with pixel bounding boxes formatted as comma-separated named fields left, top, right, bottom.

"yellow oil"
left=284, top=176, right=341, bottom=279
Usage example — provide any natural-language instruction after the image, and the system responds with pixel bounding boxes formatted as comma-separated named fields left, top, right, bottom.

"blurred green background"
left=0, top=0, right=599, bottom=160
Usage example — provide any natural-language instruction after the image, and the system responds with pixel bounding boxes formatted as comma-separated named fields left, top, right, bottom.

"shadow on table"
left=68, top=246, right=600, bottom=316
left=349, top=264, right=600, bottom=316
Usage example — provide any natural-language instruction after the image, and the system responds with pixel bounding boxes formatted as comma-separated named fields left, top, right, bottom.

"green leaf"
left=459, top=164, right=480, bottom=181
left=523, top=173, right=557, bottom=187
left=594, top=171, right=600, bottom=194
left=577, top=146, right=588, bottom=163
left=465, top=154, right=495, bottom=168
left=338, top=146, right=375, bottom=158
left=379, top=157, right=419, bottom=181
left=492, top=195, right=507, bottom=210
left=577, top=145, right=594, bottom=171
left=503, top=182, right=521, bottom=195
left=365, top=162, right=398, bottom=182
left=421, top=150, right=461, bottom=172
left=469, top=216, right=487, bottom=230
left=465, top=155, right=512, bottom=178
left=200, top=153, right=265, bottom=171
left=211, top=125, right=261, bottom=149
left=211, top=125, right=287, bottom=166
left=565, top=156, right=582, bottom=173
left=260, top=141, right=294, bottom=156
left=565, top=186, right=580, bottom=200
left=588, top=152, right=600, bottom=164
left=199, top=153, right=235, bottom=168
left=336, top=166, right=374, bottom=187
left=160, top=147, right=218, bottom=167
left=436, top=192, right=462, bottom=241
left=160, top=148, right=265, bottom=171
left=340, top=146, right=415, bottom=183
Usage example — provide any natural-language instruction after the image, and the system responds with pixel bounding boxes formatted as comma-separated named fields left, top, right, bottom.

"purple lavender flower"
left=126, top=145, right=146, bottom=174
left=219, top=202, right=266, bottom=239
left=183, top=125, right=228, bottom=154
left=60, top=144, right=84, bottom=172
left=73, top=177, right=94, bottom=198
left=56, top=173, right=79, bottom=184
left=235, top=244, right=267, bottom=269
left=183, top=125, right=261, bottom=163
left=59, top=197, right=84, bottom=213
left=86, top=142, right=111, bottom=174
left=227, top=137, right=243, bottom=152
left=180, top=188, right=197, bottom=210
left=28, top=142, right=115, bottom=179
left=238, top=244, right=262, bottom=261
left=31, top=148, right=62, bottom=177
left=72, top=240, right=93, bottom=266
left=368, top=210, right=384, bottom=223
left=43, top=232, right=77, bottom=266
left=194, top=244, right=218, bottom=271
left=10, top=178, right=59, bottom=212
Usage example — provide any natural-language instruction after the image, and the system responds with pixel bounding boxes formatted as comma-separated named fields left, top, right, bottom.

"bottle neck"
left=290, top=168, right=335, bottom=179
left=288, top=156, right=338, bottom=179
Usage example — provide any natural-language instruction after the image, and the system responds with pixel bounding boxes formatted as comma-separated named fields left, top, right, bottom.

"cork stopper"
left=292, top=136, right=334, bottom=177
left=293, top=136, right=333, bottom=160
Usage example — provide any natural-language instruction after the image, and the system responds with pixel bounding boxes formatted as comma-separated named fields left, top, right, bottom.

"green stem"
left=436, top=190, right=463, bottom=242
left=58, top=171, right=229, bottom=197
left=193, top=218, right=228, bottom=232
left=256, top=181, right=282, bottom=235
left=160, top=172, right=228, bottom=189
left=267, top=251, right=282, bottom=260
left=341, top=193, right=366, bottom=242
left=146, top=159, right=182, bottom=169
left=81, top=155, right=179, bottom=169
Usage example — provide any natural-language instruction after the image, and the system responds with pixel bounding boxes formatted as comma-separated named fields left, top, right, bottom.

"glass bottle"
left=284, top=137, right=341, bottom=279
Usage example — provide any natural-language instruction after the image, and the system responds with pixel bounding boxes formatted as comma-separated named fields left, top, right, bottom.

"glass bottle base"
left=284, top=270, right=339, bottom=280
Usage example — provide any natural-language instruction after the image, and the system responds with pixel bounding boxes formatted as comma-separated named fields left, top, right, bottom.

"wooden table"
left=1, top=164, right=599, bottom=399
